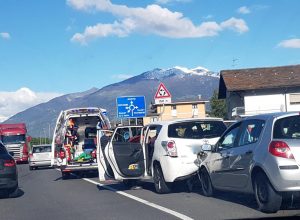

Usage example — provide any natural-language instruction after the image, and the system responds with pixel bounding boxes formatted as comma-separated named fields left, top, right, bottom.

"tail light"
left=167, top=140, right=177, bottom=157
left=91, top=149, right=96, bottom=158
left=59, top=150, right=66, bottom=159
left=4, top=159, right=16, bottom=167
left=269, top=141, right=294, bottom=159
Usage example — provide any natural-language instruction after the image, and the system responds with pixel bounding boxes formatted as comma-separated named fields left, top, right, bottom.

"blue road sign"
left=117, top=96, right=146, bottom=118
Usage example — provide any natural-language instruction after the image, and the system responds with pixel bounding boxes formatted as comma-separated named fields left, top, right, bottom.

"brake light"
left=59, top=150, right=65, bottom=159
left=91, top=149, right=96, bottom=158
left=167, top=140, right=177, bottom=157
left=4, top=159, right=16, bottom=167
left=269, top=141, right=294, bottom=159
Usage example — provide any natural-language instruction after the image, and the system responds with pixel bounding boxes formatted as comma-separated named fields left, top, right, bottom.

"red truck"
left=0, top=123, right=30, bottom=163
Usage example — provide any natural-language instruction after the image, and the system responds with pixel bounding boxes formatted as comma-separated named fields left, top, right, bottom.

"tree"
left=210, top=90, right=227, bottom=119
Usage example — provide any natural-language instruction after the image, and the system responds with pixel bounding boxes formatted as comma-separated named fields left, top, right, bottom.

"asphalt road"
left=1, top=164, right=300, bottom=220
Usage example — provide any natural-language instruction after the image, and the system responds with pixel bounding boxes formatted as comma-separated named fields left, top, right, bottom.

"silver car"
left=29, top=144, right=52, bottom=170
left=198, top=112, right=300, bottom=213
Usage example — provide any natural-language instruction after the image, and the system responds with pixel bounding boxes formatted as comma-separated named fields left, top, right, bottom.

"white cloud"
left=0, top=32, right=10, bottom=40
left=278, top=39, right=300, bottom=49
left=155, top=0, right=192, bottom=4
left=113, top=74, right=134, bottom=80
left=67, top=0, right=249, bottom=44
left=237, top=6, right=251, bottom=14
left=220, top=17, right=249, bottom=33
left=0, top=88, right=62, bottom=122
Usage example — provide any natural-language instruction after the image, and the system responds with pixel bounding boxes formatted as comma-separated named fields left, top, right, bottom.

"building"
left=143, top=100, right=207, bottom=124
left=218, top=64, right=300, bottom=119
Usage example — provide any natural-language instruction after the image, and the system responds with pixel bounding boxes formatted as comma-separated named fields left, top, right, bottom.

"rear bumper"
left=29, top=160, right=51, bottom=167
left=159, top=156, right=198, bottom=182
left=264, top=157, right=300, bottom=192
left=61, top=163, right=98, bottom=172
left=0, top=178, right=18, bottom=190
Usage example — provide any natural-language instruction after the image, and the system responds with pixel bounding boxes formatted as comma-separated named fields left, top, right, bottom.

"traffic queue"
left=1, top=107, right=300, bottom=214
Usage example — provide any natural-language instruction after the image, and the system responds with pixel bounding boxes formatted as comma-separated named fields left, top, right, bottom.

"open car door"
left=98, top=126, right=145, bottom=181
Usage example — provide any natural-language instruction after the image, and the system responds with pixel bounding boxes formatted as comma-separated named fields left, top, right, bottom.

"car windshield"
left=0, top=143, right=8, bottom=155
left=168, top=121, right=227, bottom=139
left=33, top=145, right=51, bottom=153
left=1, top=134, right=25, bottom=144
left=273, top=115, right=300, bottom=139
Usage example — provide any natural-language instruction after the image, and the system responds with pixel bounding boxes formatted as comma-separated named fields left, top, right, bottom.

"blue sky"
left=0, top=0, right=300, bottom=119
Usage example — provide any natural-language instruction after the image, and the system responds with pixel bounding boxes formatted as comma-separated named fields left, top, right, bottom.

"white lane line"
left=82, top=178, right=194, bottom=220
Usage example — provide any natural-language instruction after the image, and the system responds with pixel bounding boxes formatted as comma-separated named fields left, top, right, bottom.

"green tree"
left=210, top=90, right=227, bottom=119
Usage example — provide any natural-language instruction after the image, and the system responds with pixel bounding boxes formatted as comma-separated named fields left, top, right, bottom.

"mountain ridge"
left=5, top=66, right=220, bottom=137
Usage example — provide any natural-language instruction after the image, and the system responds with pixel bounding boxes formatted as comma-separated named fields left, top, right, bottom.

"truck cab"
left=0, top=123, right=30, bottom=163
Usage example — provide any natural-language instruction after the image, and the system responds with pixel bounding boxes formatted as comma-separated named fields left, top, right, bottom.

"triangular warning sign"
left=154, top=83, right=172, bottom=99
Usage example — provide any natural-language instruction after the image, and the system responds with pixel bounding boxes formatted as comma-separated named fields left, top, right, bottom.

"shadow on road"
left=0, top=188, right=25, bottom=199
left=54, top=171, right=99, bottom=181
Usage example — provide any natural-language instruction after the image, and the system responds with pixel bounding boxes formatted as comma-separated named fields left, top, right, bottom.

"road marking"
left=82, top=178, right=194, bottom=220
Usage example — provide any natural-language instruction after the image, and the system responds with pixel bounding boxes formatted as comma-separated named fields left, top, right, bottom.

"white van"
left=97, top=118, right=226, bottom=193
left=51, top=107, right=111, bottom=179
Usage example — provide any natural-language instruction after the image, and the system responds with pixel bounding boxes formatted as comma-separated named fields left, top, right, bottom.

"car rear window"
left=273, top=115, right=300, bottom=139
left=168, top=120, right=227, bottom=139
left=33, top=145, right=51, bottom=153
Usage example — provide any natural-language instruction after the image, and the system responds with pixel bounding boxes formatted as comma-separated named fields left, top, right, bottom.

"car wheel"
left=254, top=172, right=282, bottom=213
left=200, top=168, right=213, bottom=197
left=153, top=164, right=171, bottom=194
left=29, top=166, right=33, bottom=171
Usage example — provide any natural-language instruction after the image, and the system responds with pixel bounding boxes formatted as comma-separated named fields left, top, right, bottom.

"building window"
left=192, top=104, right=198, bottom=109
left=290, top=94, right=300, bottom=105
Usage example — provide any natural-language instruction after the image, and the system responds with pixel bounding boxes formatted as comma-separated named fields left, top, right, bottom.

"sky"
left=0, top=0, right=300, bottom=120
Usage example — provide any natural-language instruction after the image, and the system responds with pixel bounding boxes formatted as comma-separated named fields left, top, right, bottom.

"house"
left=143, top=100, right=208, bottom=124
left=218, top=64, right=300, bottom=119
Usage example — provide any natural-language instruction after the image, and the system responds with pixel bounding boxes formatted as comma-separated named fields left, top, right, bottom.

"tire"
left=153, top=164, right=171, bottom=194
left=254, top=172, right=282, bottom=213
left=29, top=166, right=33, bottom=171
left=199, top=168, right=214, bottom=197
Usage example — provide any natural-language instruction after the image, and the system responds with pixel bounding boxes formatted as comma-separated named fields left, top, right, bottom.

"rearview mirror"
left=27, top=136, right=32, bottom=142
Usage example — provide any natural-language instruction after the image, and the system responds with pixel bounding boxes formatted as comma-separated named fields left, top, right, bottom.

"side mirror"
left=27, top=136, right=32, bottom=142
left=9, top=151, right=14, bottom=157
left=201, top=144, right=212, bottom=152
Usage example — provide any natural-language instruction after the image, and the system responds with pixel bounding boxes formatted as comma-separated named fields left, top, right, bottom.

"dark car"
left=0, top=142, right=18, bottom=197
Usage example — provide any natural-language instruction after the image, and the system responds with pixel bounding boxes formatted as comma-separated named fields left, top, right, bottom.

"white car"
left=97, top=118, right=227, bottom=193
left=29, top=144, right=52, bottom=170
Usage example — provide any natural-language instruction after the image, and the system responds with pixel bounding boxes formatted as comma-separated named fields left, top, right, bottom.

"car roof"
left=240, top=111, right=300, bottom=121
left=145, top=117, right=224, bottom=126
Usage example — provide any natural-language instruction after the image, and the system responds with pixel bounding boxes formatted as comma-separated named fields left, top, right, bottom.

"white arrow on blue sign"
left=116, top=96, right=146, bottom=118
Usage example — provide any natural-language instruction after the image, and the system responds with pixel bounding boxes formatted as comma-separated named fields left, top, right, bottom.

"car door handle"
left=246, top=151, right=253, bottom=155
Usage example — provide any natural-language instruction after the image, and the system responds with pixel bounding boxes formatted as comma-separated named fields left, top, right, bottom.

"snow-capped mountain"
left=5, top=66, right=220, bottom=137
left=143, top=66, right=219, bottom=80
